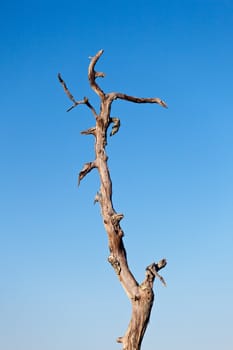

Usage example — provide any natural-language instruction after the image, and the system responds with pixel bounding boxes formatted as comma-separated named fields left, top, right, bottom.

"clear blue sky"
left=0, top=0, right=232, bottom=349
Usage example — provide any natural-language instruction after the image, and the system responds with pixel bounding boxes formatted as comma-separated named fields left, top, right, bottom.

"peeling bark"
left=59, top=49, right=167, bottom=350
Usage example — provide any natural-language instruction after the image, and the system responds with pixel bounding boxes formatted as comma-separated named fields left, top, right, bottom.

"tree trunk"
left=58, top=49, right=167, bottom=350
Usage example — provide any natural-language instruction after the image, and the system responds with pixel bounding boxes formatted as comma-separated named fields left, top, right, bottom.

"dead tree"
left=58, top=49, right=167, bottom=350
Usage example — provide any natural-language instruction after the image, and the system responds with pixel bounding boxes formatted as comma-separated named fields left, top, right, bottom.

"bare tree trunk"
left=58, top=49, right=167, bottom=350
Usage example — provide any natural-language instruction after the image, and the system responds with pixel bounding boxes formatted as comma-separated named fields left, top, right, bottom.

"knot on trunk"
left=108, top=254, right=121, bottom=275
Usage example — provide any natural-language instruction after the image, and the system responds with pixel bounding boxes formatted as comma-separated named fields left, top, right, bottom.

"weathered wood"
left=58, top=49, right=167, bottom=350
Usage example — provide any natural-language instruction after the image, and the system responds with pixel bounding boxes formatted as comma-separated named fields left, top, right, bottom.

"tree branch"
left=59, top=49, right=167, bottom=350
left=110, top=92, right=167, bottom=108
left=80, top=126, right=96, bottom=136
left=58, top=73, right=98, bottom=117
left=110, top=117, right=121, bottom=136
left=78, top=161, right=97, bottom=185
left=88, top=49, right=105, bottom=99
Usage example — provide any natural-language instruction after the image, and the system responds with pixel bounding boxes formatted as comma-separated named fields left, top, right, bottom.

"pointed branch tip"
left=78, top=162, right=96, bottom=186
left=58, top=73, right=77, bottom=105
left=81, top=127, right=96, bottom=136
left=159, top=99, right=168, bottom=108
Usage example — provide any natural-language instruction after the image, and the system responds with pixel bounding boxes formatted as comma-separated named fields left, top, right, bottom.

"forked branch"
left=59, top=50, right=167, bottom=350
left=58, top=73, right=98, bottom=117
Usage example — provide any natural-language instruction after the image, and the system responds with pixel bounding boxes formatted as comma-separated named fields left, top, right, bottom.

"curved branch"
left=110, top=117, right=121, bottom=136
left=88, top=49, right=105, bottom=99
left=110, top=92, right=167, bottom=108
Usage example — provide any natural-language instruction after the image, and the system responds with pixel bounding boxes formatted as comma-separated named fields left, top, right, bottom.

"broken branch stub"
left=59, top=50, right=167, bottom=350
left=78, top=162, right=96, bottom=186
left=110, top=117, right=121, bottom=136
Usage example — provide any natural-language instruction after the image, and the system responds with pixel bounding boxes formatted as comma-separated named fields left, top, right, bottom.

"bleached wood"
left=59, top=50, right=167, bottom=350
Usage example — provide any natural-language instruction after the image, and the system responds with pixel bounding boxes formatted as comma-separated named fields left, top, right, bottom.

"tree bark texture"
left=58, top=49, right=167, bottom=350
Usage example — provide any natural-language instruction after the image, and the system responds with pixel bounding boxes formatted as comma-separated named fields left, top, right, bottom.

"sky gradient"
left=0, top=1, right=233, bottom=349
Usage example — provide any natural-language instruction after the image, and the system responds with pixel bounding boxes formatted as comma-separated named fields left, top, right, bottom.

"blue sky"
left=0, top=0, right=233, bottom=349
